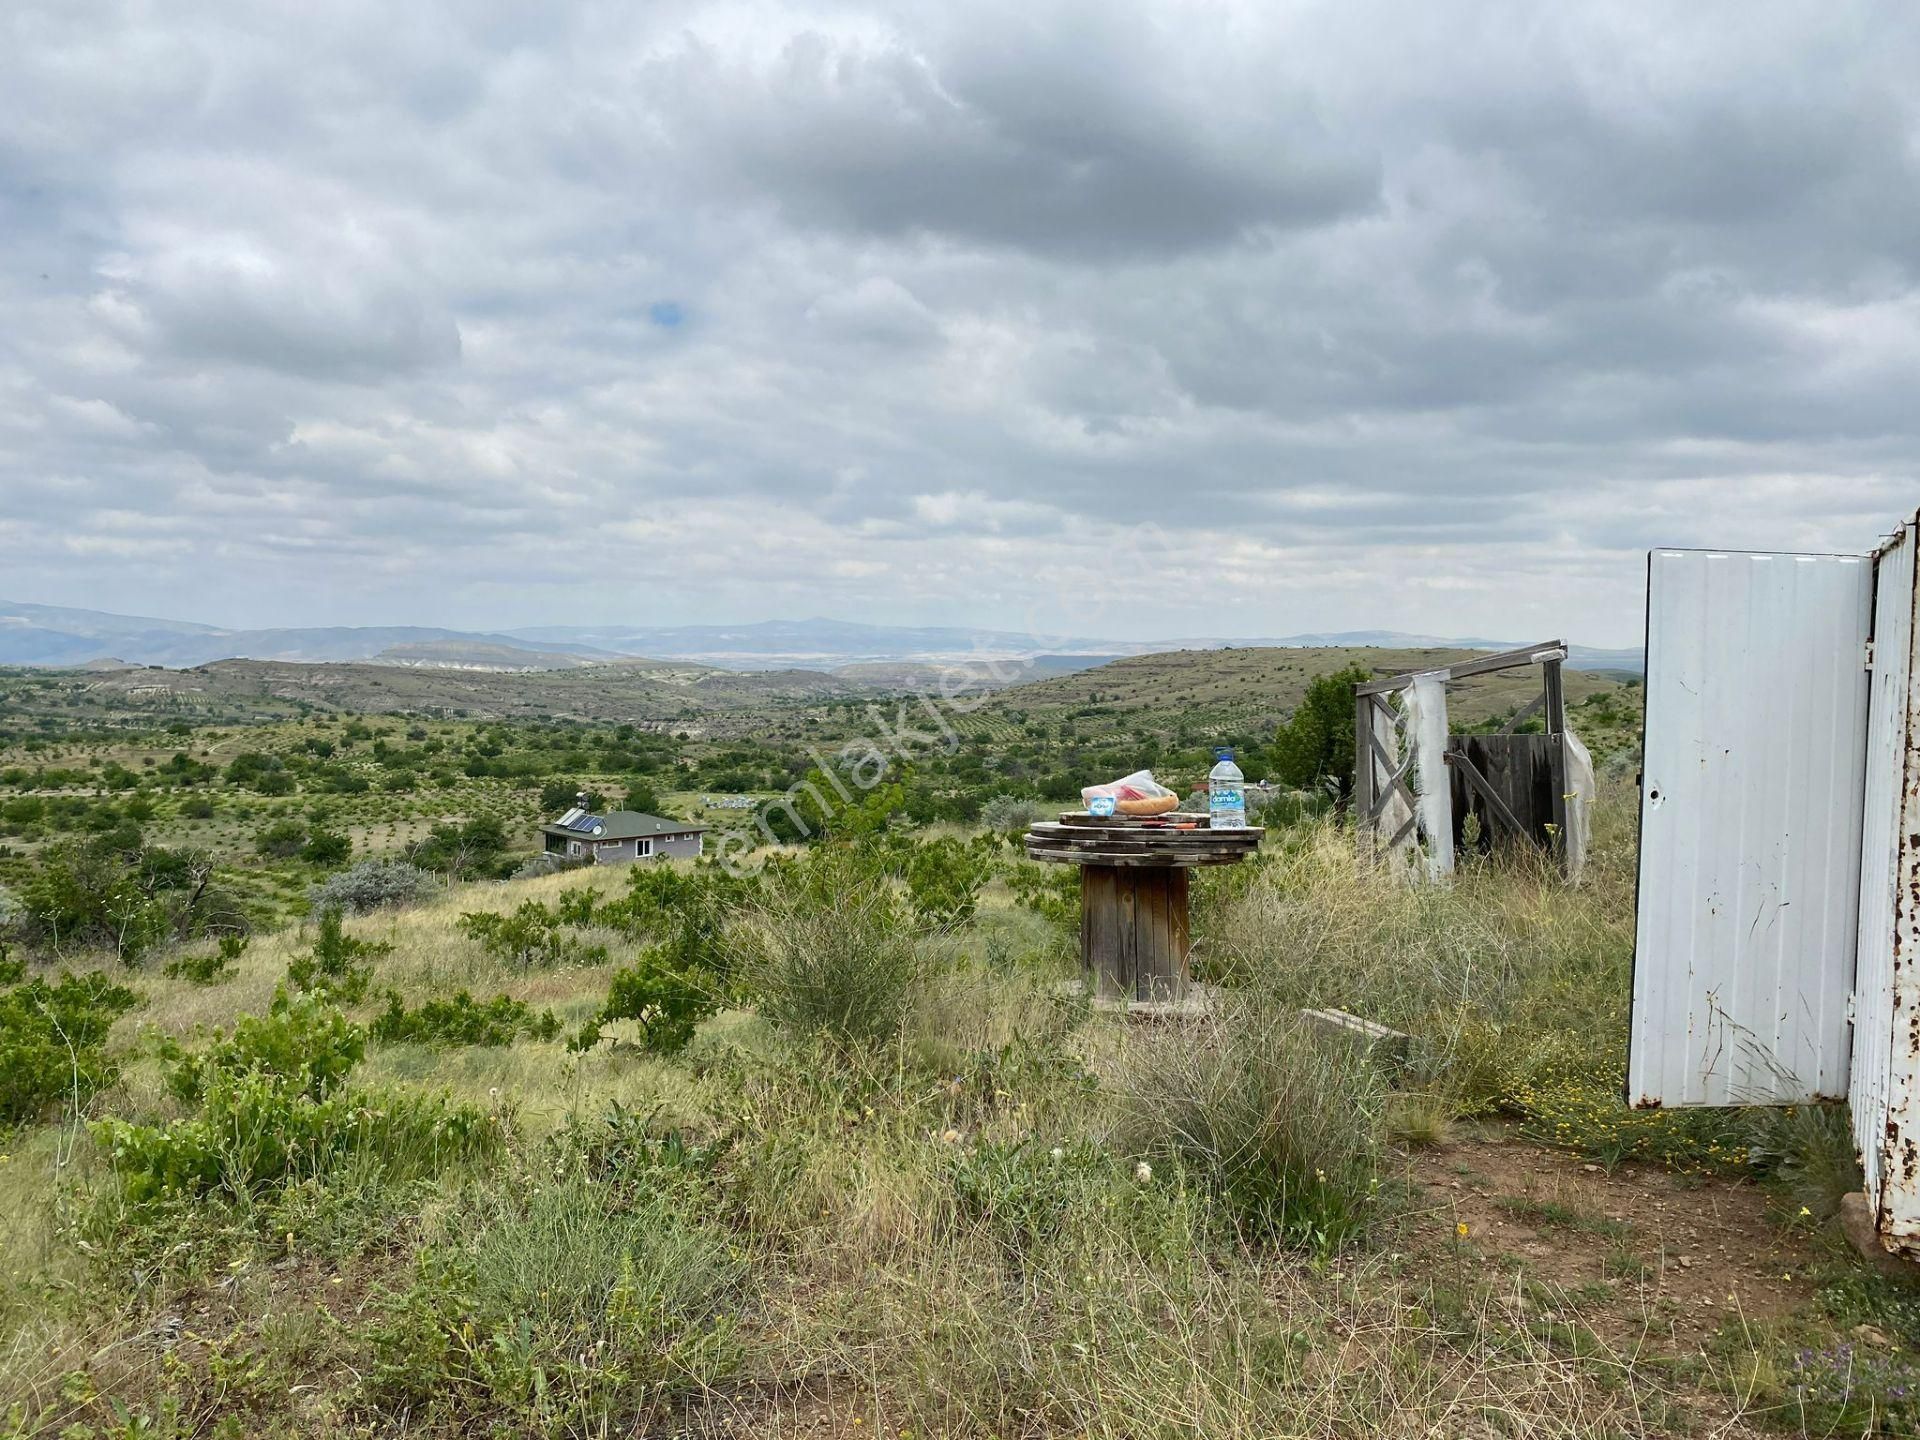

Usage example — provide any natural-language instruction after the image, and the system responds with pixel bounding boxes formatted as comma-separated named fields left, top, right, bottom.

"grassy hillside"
left=3, top=800, right=1911, bottom=1436
left=0, top=656, right=865, bottom=728
left=981, top=646, right=1628, bottom=741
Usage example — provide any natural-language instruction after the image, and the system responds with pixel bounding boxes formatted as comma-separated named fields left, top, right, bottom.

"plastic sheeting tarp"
left=1563, top=727, right=1596, bottom=883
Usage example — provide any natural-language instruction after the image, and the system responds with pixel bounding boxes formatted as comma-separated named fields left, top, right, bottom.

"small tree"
left=539, top=780, right=602, bottom=813
left=1270, top=666, right=1370, bottom=806
left=288, top=906, right=390, bottom=1003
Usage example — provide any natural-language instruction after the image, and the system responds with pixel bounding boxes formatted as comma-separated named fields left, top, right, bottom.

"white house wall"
left=1629, top=549, right=1874, bottom=1108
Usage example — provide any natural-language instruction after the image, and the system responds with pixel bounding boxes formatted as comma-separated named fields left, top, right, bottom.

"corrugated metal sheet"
left=1629, top=549, right=1873, bottom=1107
left=1871, top=516, right=1920, bottom=1254
left=1853, top=519, right=1914, bottom=1211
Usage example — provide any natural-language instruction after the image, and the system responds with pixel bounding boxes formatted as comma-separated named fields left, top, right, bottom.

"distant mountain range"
left=0, top=600, right=1643, bottom=674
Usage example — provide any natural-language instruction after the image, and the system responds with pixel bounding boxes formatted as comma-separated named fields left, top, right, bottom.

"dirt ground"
left=1409, top=1126, right=1822, bottom=1349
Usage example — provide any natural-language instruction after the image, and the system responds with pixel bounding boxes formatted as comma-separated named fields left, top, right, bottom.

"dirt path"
left=1409, top=1126, right=1821, bottom=1348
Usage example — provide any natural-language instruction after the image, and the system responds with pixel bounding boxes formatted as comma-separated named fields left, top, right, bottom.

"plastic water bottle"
left=1208, top=748, right=1247, bottom=829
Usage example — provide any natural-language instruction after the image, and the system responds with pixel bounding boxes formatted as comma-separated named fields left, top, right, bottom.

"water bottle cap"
left=1214, top=747, right=1233, bottom=760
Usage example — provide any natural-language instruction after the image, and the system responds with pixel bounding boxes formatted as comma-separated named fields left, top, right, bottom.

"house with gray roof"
left=540, top=799, right=706, bottom=863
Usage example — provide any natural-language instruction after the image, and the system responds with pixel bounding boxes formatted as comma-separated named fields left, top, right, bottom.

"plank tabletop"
left=1025, top=816, right=1262, bottom=868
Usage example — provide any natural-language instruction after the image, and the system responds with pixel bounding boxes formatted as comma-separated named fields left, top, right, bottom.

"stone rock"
left=1837, top=1191, right=1915, bottom=1281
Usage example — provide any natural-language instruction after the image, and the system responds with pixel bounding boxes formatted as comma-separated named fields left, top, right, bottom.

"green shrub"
left=734, top=857, right=923, bottom=1050
left=95, top=991, right=499, bottom=1223
left=459, top=900, right=606, bottom=969
left=13, top=838, right=238, bottom=962
left=596, top=863, right=759, bottom=968
left=164, top=932, right=248, bottom=986
left=568, top=866, right=762, bottom=1057
left=168, top=989, right=365, bottom=1105
left=1121, top=1004, right=1387, bottom=1251
left=364, top=1174, right=743, bottom=1431
left=97, top=1070, right=499, bottom=1211
left=372, top=990, right=561, bottom=1047
left=0, top=969, right=141, bottom=1124
left=408, top=815, right=509, bottom=879
left=287, top=906, right=389, bottom=1003
left=904, top=835, right=994, bottom=927
left=299, top=827, right=351, bottom=866
left=575, top=954, right=715, bottom=1055
left=1007, top=859, right=1079, bottom=929
left=254, top=818, right=308, bottom=859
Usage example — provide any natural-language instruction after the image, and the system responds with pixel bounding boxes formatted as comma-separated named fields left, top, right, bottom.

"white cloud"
left=0, top=0, right=1916, bottom=644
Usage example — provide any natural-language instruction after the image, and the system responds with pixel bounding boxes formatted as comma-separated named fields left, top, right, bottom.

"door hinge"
left=1865, top=640, right=1876, bottom=670
left=1846, top=991, right=1859, bottom=1024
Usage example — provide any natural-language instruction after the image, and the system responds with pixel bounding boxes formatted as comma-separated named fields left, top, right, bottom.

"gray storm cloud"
left=0, top=0, right=1915, bottom=643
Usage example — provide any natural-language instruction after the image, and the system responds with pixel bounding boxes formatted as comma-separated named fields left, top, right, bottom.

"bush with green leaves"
left=0, top=969, right=141, bottom=1125
left=225, top=751, right=292, bottom=793
left=573, top=955, right=715, bottom=1056
left=372, top=989, right=561, bottom=1047
left=91, top=991, right=501, bottom=1230
left=904, top=835, right=995, bottom=927
left=163, top=931, right=248, bottom=986
left=458, top=899, right=607, bottom=969
left=97, top=1067, right=498, bottom=1215
left=571, top=865, right=762, bottom=1056
left=980, top=794, right=1052, bottom=832
left=408, top=815, right=510, bottom=879
left=300, top=827, right=351, bottom=867
left=13, top=837, right=240, bottom=963
left=254, top=818, right=310, bottom=859
left=288, top=906, right=390, bottom=1003
left=1007, top=859, right=1079, bottom=929
left=308, top=857, right=431, bottom=915
left=1268, top=665, right=1370, bottom=804
left=364, top=1172, right=743, bottom=1432
left=167, top=988, right=365, bottom=1106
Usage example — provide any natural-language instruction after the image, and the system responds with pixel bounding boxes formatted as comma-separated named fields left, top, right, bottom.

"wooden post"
left=1081, top=864, right=1191, bottom=1000
left=1543, top=657, right=1569, bottom=872
left=1353, top=691, right=1376, bottom=866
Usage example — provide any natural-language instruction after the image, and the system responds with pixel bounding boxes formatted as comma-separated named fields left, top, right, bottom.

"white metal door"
left=1853, top=520, right=1914, bottom=1209
left=1629, top=549, right=1874, bottom=1107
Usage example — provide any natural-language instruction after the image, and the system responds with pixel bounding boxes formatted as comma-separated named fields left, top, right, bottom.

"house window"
left=637, top=838, right=654, bottom=858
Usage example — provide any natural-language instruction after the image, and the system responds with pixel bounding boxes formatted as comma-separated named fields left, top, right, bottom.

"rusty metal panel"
left=1868, top=516, right=1920, bottom=1254
left=1629, top=549, right=1873, bottom=1107
left=1854, top=518, right=1915, bottom=1217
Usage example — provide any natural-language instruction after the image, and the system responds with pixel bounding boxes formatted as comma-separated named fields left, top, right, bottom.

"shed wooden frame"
left=1352, top=639, right=1572, bottom=874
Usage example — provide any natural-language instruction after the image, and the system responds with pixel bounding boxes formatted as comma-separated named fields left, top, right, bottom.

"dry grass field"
left=5, top=776, right=1917, bottom=1438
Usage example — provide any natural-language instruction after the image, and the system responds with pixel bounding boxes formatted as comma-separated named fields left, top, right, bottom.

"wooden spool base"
left=1081, top=865, right=1189, bottom=1001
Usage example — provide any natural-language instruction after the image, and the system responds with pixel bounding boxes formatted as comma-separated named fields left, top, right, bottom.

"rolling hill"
left=973, top=646, right=1631, bottom=743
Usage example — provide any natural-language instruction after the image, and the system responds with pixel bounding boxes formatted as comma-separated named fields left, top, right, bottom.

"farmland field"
left=3, top=649, right=1913, bottom=1438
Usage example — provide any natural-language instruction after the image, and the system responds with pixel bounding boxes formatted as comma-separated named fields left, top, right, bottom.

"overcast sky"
left=2, top=1, right=1916, bottom=646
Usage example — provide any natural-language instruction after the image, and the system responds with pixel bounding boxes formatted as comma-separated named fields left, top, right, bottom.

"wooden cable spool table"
left=1024, top=812, right=1262, bottom=1003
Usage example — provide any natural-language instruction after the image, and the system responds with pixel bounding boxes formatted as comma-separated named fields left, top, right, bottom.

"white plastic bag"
left=1081, top=769, right=1178, bottom=816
